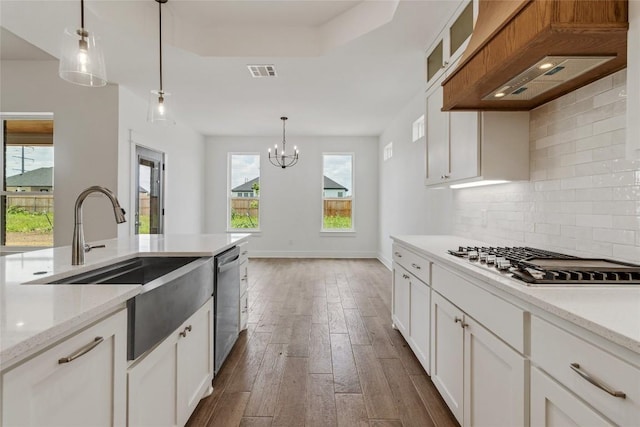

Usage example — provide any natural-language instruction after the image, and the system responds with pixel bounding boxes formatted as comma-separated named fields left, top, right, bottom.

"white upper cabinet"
left=425, top=0, right=476, bottom=90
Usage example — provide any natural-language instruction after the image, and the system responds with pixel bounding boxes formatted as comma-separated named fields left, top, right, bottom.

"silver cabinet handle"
left=411, top=263, right=421, bottom=270
left=454, top=317, right=468, bottom=328
left=179, top=325, right=193, bottom=338
left=394, top=251, right=402, bottom=258
left=570, top=363, right=626, bottom=399
left=402, top=273, right=410, bottom=280
left=58, top=336, right=104, bottom=364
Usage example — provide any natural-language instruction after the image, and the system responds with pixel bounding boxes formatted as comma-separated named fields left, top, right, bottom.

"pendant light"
left=268, top=117, right=299, bottom=169
left=148, top=0, right=175, bottom=125
left=59, top=0, right=107, bottom=87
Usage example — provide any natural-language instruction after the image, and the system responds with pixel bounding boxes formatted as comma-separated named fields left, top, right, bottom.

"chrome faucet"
left=72, top=186, right=126, bottom=265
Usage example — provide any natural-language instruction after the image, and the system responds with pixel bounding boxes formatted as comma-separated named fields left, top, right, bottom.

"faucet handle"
left=84, top=244, right=106, bottom=253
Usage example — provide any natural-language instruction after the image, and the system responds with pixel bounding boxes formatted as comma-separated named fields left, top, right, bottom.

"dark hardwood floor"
left=186, top=258, right=458, bottom=427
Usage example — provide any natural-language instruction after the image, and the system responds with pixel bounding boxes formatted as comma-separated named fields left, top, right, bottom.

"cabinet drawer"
left=392, top=244, right=430, bottom=285
left=432, top=264, right=525, bottom=352
left=240, top=260, right=248, bottom=296
left=531, top=316, right=639, bottom=426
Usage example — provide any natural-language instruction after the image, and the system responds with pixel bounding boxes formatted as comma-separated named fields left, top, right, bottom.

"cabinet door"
left=128, top=329, right=179, bottom=427
left=463, top=316, right=526, bottom=427
left=2, top=309, right=127, bottom=427
left=430, top=292, right=464, bottom=424
left=449, top=111, right=479, bottom=181
left=426, top=83, right=450, bottom=183
left=531, top=367, right=614, bottom=427
left=392, top=266, right=411, bottom=335
left=409, top=279, right=430, bottom=375
left=177, top=299, right=214, bottom=426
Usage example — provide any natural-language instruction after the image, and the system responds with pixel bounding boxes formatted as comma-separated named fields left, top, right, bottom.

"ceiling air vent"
left=247, top=65, right=277, bottom=78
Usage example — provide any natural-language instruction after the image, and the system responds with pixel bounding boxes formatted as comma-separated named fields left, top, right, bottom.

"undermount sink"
left=49, top=256, right=214, bottom=360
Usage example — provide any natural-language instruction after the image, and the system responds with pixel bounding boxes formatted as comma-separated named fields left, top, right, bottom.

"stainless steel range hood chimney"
left=442, top=0, right=628, bottom=111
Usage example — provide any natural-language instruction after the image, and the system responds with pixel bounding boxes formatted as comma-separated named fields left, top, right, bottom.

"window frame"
left=321, top=152, right=355, bottom=234
left=1, top=113, right=55, bottom=252
left=227, top=152, right=261, bottom=233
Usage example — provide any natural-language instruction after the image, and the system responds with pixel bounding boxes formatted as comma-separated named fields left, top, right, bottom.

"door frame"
left=133, top=145, right=165, bottom=235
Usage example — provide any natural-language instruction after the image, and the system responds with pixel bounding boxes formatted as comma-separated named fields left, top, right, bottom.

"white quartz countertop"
left=0, top=233, right=249, bottom=371
left=391, top=235, right=640, bottom=355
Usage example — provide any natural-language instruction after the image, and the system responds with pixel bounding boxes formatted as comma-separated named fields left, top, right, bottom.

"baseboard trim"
left=249, top=250, right=379, bottom=259
left=377, top=252, right=392, bottom=270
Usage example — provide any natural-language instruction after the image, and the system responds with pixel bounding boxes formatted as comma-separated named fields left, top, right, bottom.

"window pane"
left=2, top=119, right=54, bottom=247
left=229, top=154, right=260, bottom=230
left=323, top=154, right=353, bottom=230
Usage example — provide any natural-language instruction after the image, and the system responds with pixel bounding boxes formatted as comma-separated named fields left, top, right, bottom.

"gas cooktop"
left=448, top=246, right=640, bottom=286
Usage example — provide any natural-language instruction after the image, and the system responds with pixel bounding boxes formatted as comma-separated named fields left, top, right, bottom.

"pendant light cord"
left=158, top=0, right=163, bottom=93
left=80, top=0, right=85, bottom=29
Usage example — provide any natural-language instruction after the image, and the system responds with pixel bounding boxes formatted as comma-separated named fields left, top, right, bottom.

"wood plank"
left=410, top=374, right=459, bottom=427
left=239, top=417, right=273, bottom=427
left=311, top=297, right=329, bottom=324
left=362, top=315, right=398, bottom=359
left=309, top=323, right=332, bottom=374
left=226, top=332, right=272, bottom=393
left=256, top=301, right=284, bottom=333
left=335, top=394, right=369, bottom=427
left=207, top=392, right=250, bottom=427
left=305, top=373, right=337, bottom=427
left=326, top=284, right=341, bottom=302
left=380, top=358, right=436, bottom=427
left=270, top=315, right=294, bottom=344
left=351, top=345, right=398, bottom=419
left=344, top=308, right=371, bottom=345
left=369, top=420, right=403, bottom=427
left=244, top=343, right=288, bottom=417
left=331, top=334, right=361, bottom=393
left=382, top=322, right=426, bottom=375
left=272, top=357, right=308, bottom=427
left=353, top=292, right=377, bottom=317
left=286, top=315, right=311, bottom=357
left=328, top=302, right=348, bottom=334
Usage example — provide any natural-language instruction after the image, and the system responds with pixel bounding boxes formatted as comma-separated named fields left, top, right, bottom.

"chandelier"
left=268, top=117, right=299, bottom=169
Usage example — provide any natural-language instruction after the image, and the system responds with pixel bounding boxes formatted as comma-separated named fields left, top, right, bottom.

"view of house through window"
left=229, top=154, right=260, bottom=230
left=322, top=153, right=353, bottom=230
left=1, top=117, right=55, bottom=247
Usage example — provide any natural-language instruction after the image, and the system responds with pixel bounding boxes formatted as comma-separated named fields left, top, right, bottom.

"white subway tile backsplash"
left=576, top=214, right=613, bottom=228
left=452, top=70, right=638, bottom=262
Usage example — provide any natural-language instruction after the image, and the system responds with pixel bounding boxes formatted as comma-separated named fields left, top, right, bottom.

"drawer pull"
left=411, top=263, right=421, bottom=270
left=179, top=325, right=193, bottom=338
left=454, top=317, right=468, bottom=328
left=394, top=251, right=402, bottom=258
left=58, top=337, right=104, bottom=364
left=402, top=274, right=410, bottom=280
left=570, top=363, right=626, bottom=399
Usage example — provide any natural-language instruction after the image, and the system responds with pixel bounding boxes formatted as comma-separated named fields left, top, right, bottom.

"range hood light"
left=449, top=180, right=509, bottom=189
left=494, top=92, right=506, bottom=98
left=538, top=62, right=555, bottom=70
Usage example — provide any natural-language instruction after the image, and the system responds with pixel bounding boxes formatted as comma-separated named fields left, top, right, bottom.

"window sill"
left=227, top=229, right=261, bottom=235
left=320, top=230, right=356, bottom=237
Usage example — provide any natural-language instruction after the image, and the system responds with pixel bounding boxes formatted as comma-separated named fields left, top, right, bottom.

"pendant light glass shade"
left=58, top=0, right=107, bottom=87
left=147, top=90, right=175, bottom=125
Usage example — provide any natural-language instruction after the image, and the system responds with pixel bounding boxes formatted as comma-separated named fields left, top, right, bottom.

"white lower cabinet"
left=128, top=298, right=213, bottom=427
left=2, top=309, right=127, bottom=427
left=392, top=266, right=411, bottom=335
left=531, top=367, right=614, bottom=427
left=239, top=243, right=249, bottom=331
left=409, top=277, right=430, bottom=372
left=430, top=291, right=526, bottom=427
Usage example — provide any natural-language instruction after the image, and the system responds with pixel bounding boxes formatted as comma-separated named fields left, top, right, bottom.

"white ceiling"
left=0, top=0, right=459, bottom=136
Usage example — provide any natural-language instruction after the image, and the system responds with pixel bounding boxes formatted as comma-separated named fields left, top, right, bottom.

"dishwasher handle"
left=218, top=256, right=239, bottom=273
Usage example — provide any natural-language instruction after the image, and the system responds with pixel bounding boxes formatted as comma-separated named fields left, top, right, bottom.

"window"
left=322, top=153, right=353, bottom=231
left=229, top=154, right=260, bottom=230
left=1, top=116, right=55, bottom=248
left=384, top=142, right=393, bottom=161
left=412, top=115, right=425, bottom=142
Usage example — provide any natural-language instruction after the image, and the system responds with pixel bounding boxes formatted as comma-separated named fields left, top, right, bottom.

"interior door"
left=135, top=146, right=164, bottom=235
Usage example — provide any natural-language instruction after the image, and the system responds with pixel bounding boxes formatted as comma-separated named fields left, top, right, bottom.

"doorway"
left=135, top=146, right=164, bottom=235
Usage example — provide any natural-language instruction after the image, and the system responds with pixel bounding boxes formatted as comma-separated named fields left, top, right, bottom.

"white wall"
left=204, top=136, right=378, bottom=257
left=377, top=92, right=453, bottom=267
left=117, top=87, right=205, bottom=236
left=452, top=70, right=639, bottom=263
left=1, top=60, right=121, bottom=246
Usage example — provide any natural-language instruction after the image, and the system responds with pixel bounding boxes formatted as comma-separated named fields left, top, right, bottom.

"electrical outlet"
left=481, top=209, right=488, bottom=227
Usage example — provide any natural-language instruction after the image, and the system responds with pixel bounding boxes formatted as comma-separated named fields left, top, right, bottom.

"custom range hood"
left=442, top=0, right=628, bottom=111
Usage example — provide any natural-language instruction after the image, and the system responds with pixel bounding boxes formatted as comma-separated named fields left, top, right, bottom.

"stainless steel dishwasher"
left=214, top=246, right=240, bottom=374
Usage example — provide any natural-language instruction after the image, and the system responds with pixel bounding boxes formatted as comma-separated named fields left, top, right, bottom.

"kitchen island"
left=0, top=233, right=249, bottom=426
left=391, top=234, right=639, bottom=427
